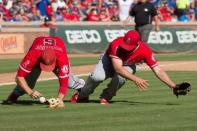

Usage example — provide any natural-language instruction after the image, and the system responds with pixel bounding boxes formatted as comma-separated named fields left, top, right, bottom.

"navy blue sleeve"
left=129, top=6, right=136, bottom=16
left=150, top=4, right=157, bottom=16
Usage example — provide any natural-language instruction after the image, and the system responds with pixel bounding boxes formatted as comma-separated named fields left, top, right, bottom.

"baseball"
left=39, top=97, right=46, bottom=103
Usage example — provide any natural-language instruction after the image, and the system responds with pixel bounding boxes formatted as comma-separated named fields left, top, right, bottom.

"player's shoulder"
left=139, top=41, right=152, bottom=53
left=109, top=37, right=124, bottom=49
left=111, top=37, right=124, bottom=44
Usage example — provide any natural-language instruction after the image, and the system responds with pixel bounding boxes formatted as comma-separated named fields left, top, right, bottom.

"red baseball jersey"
left=106, top=37, right=158, bottom=68
left=17, top=36, right=70, bottom=96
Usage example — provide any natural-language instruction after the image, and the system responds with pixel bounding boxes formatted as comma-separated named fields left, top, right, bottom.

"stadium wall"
left=1, top=22, right=197, bottom=57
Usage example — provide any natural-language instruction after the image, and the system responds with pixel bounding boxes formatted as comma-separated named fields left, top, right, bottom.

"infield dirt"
left=0, top=61, right=197, bottom=85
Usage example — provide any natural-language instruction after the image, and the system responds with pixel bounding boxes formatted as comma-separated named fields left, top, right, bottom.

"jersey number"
left=43, top=38, right=56, bottom=46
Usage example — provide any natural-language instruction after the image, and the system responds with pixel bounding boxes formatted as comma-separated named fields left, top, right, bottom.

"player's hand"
left=30, top=90, right=42, bottom=99
left=134, top=78, right=149, bottom=91
left=57, top=100, right=65, bottom=108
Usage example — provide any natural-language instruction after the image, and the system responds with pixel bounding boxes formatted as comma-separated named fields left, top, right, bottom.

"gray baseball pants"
left=135, top=24, right=152, bottom=42
left=12, top=68, right=85, bottom=96
left=79, top=54, right=136, bottom=100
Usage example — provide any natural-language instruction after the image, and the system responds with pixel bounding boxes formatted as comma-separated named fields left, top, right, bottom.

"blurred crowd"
left=0, top=0, right=197, bottom=22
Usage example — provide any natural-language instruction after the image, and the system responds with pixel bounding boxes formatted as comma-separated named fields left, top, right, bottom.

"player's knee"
left=117, top=75, right=126, bottom=85
left=90, top=72, right=105, bottom=82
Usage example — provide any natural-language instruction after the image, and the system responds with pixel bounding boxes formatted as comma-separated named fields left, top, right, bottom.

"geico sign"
left=176, top=31, right=197, bottom=43
left=148, top=31, right=173, bottom=44
left=65, top=30, right=101, bottom=44
left=104, top=30, right=128, bottom=42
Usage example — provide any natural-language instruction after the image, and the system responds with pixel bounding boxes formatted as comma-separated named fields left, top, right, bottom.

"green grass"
left=0, top=57, right=99, bottom=74
left=155, top=54, right=197, bottom=61
left=0, top=53, right=197, bottom=73
left=0, top=71, right=196, bottom=131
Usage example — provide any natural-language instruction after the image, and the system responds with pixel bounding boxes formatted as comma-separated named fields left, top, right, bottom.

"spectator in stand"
left=176, top=0, right=189, bottom=21
left=74, top=0, right=87, bottom=21
left=62, top=8, right=80, bottom=21
left=100, top=8, right=110, bottom=21
left=0, top=0, right=4, bottom=22
left=5, top=0, right=13, bottom=10
left=0, top=0, right=196, bottom=22
left=118, top=0, right=134, bottom=21
left=168, top=0, right=176, bottom=9
left=0, top=11, right=2, bottom=31
left=108, top=2, right=119, bottom=21
left=40, top=16, right=56, bottom=28
left=87, top=8, right=100, bottom=21
left=187, top=0, right=195, bottom=21
left=158, top=1, right=174, bottom=22
left=51, top=0, right=67, bottom=12
left=150, top=0, right=159, bottom=7
left=46, top=3, right=53, bottom=19
left=31, top=9, right=41, bottom=21
left=194, top=0, right=197, bottom=20
left=54, top=7, right=64, bottom=21
left=15, top=8, right=29, bottom=21
left=35, top=0, right=49, bottom=17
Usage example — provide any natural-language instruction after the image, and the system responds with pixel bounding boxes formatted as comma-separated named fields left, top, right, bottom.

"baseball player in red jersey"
left=70, top=30, right=177, bottom=105
left=4, top=36, right=85, bottom=106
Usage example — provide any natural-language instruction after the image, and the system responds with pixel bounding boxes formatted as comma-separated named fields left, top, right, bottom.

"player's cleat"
left=69, top=92, right=89, bottom=103
left=100, top=98, right=109, bottom=105
left=69, top=92, right=79, bottom=103
left=2, top=92, right=20, bottom=105
left=2, top=99, right=16, bottom=105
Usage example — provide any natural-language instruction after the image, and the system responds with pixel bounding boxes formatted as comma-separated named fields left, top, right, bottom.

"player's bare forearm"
left=112, top=58, right=140, bottom=81
left=111, top=58, right=149, bottom=90
left=15, top=76, right=34, bottom=95
left=152, top=66, right=176, bottom=89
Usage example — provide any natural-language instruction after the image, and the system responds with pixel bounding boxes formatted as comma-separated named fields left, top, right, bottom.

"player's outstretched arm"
left=152, top=66, right=176, bottom=89
left=111, top=58, right=149, bottom=91
left=15, top=76, right=42, bottom=99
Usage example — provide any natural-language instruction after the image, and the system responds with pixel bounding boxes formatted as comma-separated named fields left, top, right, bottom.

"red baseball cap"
left=40, top=48, right=56, bottom=72
left=120, top=30, right=140, bottom=51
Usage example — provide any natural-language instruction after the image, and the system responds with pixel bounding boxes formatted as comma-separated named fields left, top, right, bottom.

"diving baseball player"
left=4, top=36, right=85, bottom=107
left=70, top=30, right=191, bottom=105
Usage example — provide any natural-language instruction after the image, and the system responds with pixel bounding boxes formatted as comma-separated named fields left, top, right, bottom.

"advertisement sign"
left=51, top=25, right=197, bottom=53
left=0, top=34, right=25, bottom=54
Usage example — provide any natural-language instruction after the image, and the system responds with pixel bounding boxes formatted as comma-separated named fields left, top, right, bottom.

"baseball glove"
left=47, top=98, right=65, bottom=108
left=173, top=82, right=191, bottom=97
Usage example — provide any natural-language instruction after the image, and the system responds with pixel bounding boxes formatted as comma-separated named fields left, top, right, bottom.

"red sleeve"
left=56, top=39, right=70, bottom=96
left=17, top=49, right=38, bottom=77
left=144, top=51, right=158, bottom=68
left=107, top=38, right=121, bottom=59
left=57, top=62, right=69, bottom=96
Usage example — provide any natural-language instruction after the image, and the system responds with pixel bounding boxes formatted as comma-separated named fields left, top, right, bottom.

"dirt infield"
left=0, top=61, right=197, bottom=85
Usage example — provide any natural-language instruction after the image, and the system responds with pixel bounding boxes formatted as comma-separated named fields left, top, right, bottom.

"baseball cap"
left=40, top=48, right=56, bottom=72
left=120, top=30, right=140, bottom=51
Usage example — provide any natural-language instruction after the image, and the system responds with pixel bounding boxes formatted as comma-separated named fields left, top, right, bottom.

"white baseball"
left=39, top=97, right=46, bottom=103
